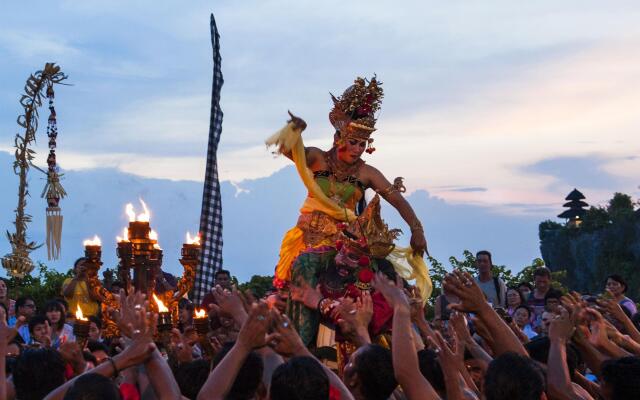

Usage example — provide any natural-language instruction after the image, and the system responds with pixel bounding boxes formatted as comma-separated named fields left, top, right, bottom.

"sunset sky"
left=1, top=0, right=639, bottom=217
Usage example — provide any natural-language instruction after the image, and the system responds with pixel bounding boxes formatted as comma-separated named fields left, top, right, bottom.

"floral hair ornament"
left=329, top=76, right=384, bottom=153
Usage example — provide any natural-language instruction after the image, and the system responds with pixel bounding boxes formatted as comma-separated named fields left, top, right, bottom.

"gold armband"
left=378, top=177, right=406, bottom=197
left=410, top=220, right=424, bottom=233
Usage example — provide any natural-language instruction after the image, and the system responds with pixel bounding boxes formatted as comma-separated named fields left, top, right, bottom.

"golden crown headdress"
left=329, top=76, right=384, bottom=153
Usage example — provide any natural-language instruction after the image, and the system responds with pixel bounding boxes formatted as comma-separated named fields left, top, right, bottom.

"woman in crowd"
left=605, top=274, right=637, bottom=316
left=44, top=300, right=74, bottom=348
left=0, top=278, right=15, bottom=324
left=513, top=304, right=537, bottom=339
left=506, top=287, right=525, bottom=316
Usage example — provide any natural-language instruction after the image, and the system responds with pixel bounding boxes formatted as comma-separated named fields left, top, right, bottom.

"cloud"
left=0, top=30, right=80, bottom=59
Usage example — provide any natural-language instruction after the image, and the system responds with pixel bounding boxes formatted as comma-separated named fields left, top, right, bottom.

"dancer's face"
left=337, top=138, right=367, bottom=164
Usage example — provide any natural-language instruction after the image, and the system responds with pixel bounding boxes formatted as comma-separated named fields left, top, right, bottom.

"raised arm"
left=365, top=166, right=427, bottom=255
left=373, top=274, right=441, bottom=400
left=444, top=271, right=527, bottom=357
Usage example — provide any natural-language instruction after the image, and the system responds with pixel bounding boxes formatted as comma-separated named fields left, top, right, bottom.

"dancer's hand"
left=410, top=230, right=428, bottom=257
left=287, top=111, right=307, bottom=131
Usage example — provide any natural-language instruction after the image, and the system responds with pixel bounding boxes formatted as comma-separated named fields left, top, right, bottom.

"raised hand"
left=336, top=293, right=373, bottom=345
left=287, top=110, right=307, bottom=131
left=443, top=270, right=488, bottom=313
left=59, top=341, right=86, bottom=376
left=449, top=311, right=472, bottom=344
left=290, top=281, right=323, bottom=310
left=113, top=290, right=146, bottom=338
left=236, top=302, right=275, bottom=351
left=268, top=309, right=308, bottom=357
left=212, top=285, right=246, bottom=319
left=549, top=307, right=576, bottom=343
left=372, top=272, right=409, bottom=310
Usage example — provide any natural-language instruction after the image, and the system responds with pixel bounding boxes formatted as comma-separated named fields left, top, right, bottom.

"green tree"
left=238, top=275, right=274, bottom=298
left=607, top=192, right=635, bottom=222
left=6, top=263, right=73, bottom=308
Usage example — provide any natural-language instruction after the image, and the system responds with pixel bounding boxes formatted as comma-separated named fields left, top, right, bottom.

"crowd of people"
left=0, top=251, right=638, bottom=400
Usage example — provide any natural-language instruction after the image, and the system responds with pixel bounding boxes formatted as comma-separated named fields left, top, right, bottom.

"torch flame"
left=125, top=199, right=151, bottom=222
left=75, top=305, right=88, bottom=321
left=194, top=308, right=206, bottom=318
left=138, top=198, right=150, bottom=222
left=125, top=203, right=136, bottom=222
left=152, top=293, right=169, bottom=312
left=153, top=243, right=162, bottom=250
left=116, top=227, right=130, bottom=242
left=83, top=235, right=102, bottom=247
left=149, top=229, right=158, bottom=241
left=186, top=232, right=201, bottom=245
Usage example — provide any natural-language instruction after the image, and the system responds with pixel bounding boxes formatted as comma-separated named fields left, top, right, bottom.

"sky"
left=0, top=1, right=639, bottom=277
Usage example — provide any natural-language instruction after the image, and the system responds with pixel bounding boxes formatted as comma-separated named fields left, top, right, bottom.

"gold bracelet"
left=377, top=177, right=406, bottom=197
left=410, top=220, right=424, bottom=232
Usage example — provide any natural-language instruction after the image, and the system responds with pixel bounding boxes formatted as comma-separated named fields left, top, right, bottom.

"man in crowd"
left=61, top=257, right=101, bottom=317
left=12, top=296, right=37, bottom=343
left=474, top=250, right=507, bottom=308
left=201, top=269, right=233, bottom=310
left=527, top=266, right=561, bottom=328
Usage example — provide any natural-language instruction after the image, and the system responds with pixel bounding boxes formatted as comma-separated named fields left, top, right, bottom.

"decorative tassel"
left=46, top=206, right=63, bottom=260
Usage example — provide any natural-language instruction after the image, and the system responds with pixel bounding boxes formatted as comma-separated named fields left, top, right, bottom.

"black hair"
left=15, top=295, right=35, bottom=315
left=82, top=351, right=97, bottom=365
left=544, top=290, right=562, bottom=302
left=476, top=250, right=493, bottom=264
left=514, top=305, right=532, bottom=318
left=270, top=356, right=329, bottom=400
left=44, top=299, right=66, bottom=330
left=506, top=287, right=526, bottom=306
left=533, top=267, right=551, bottom=279
left=484, top=352, right=545, bottom=400
left=174, top=359, right=211, bottom=400
left=601, top=356, right=640, bottom=400
left=517, top=282, right=533, bottom=291
left=417, top=349, right=445, bottom=394
left=63, top=373, right=121, bottom=400
left=179, top=298, right=194, bottom=311
left=74, top=257, right=87, bottom=269
left=0, top=302, right=7, bottom=322
left=13, top=348, right=66, bottom=400
left=28, top=315, right=48, bottom=335
left=606, top=274, right=628, bottom=293
left=525, top=336, right=580, bottom=380
left=87, top=340, right=109, bottom=354
left=352, top=344, right=397, bottom=400
left=212, top=342, right=263, bottom=400
left=88, top=315, right=102, bottom=330
left=215, top=269, right=231, bottom=278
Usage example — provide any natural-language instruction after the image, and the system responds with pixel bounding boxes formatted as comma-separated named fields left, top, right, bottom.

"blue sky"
left=0, top=1, right=639, bottom=277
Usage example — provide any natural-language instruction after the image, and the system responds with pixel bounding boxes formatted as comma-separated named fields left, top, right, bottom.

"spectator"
left=201, top=269, right=233, bottom=310
left=175, top=359, right=210, bottom=400
left=88, top=315, right=102, bottom=343
left=61, top=373, right=121, bottom=400
left=434, top=286, right=458, bottom=321
left=473, top=250, right=507, bottom=307
left=605, top=274, right=637, bottom=316
left=270, top=356, right=329, bottom=400
left=343, top=344, right=397, bottom=400
left=13, top=295, right=37, bottom=343
left=544, top=291, right=562, bottom=313
left=45, top=300, right=75, bottom=348
left=517, top=282, right=533, bottom=300
left=61, top=257, right=100, bottom=317
left=13, top=347, right=66, bottom=400
left=87, top=340, right=110, bottom=365
left=513, top=305, right=537, bottom=339
left=506, top=287, right=525, bottom=316
left=527, top=267, right=561, bottom=328
left=29, top=315, right=52, bottom=347
left=0, top=278, right=15, bottom=322
left=484, top=352, right=546, bottom=400
left=178, top=298, right=195, bottom=332
left=601, top=356, right=640, bottom=399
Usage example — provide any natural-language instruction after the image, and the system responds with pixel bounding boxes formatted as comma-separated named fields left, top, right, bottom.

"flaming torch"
left=153, top=293, right=172, bottom=332
left=193, top=308, right=209, bottom=336
left=82, top=235, right=102, bottom=262
left=73, top=305, right=91, bottom=348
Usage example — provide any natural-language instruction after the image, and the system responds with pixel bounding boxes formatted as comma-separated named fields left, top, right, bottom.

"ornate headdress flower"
left=329, top=76, right=384, bottom=153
